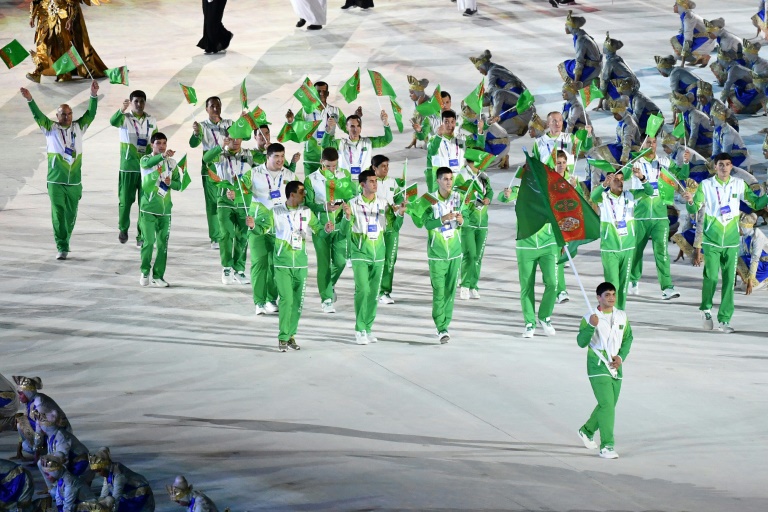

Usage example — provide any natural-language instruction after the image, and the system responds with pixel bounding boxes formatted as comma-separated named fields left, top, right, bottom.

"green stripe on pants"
left=379, top=230, right=400, bottom=295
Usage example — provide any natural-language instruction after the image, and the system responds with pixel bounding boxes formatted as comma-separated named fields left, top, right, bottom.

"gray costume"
left=561, top=27, right=602, bottom=85
left=707, top=19, right=743, bottom=86
left=669, top=67, right=702, bottom=97
left=37, top=425, right=92, bottom=487
left=13, top=376, right=71, bottom=457
left=484, top=63, right=527, bottom=101
left=721, top=61, right=765, bottom=114
left=0, top=373, right=19, bottom=433
left=490, top=89, right=534, bottom=137
left=50, top=471, right=95, bottom=512
left=600, top=35, right=639, bottom=100
left=99, top=462, right=154, bottom=512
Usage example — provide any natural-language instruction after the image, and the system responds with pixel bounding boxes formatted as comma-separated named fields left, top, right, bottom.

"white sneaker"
left=255, top=305, right=267, bottom=315
left=264, top=301, right=279, bottom=313
left=139, top=274, right=149, bottom=286
left=367, top=331, right=378, bottom=343
left=211, top=241, right=219, bottom=250
left=702, top=310, right=714, bottom=330
left=355, top=331, right=369, bottom=345
left=599, top=447, right=619, bottom=459
left=378, top=294, right=395, bottom=305
left=322, top=299, right=336, bottom=314
left=578, top=429, right=598, bottom=450
left=719, top=322, right=735, bottom=334
left=234, top=271, right=250, bottom=284
left=556, top=291, right=570, bottom=304
left=438, top=331, right=450, bottom=344
left=538, top=318, right=556, bottom=336
left=56, top=251, right=68, bottom=260
left=152, top=278, right=169, bottom=288
left=221, top=267, right=235, bottom=285
left=459, top=287, right=470, bottom=300
left=628, top=283, right=639, bottom=296
left=522, top=324, right=535, bottom=338
left=661, top=288, right=680, bottom=300
left=470, top=289, right=480, bottom=299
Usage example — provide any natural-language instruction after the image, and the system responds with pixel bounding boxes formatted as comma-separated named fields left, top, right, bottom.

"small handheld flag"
left=179, top=83, right=198, bottom=105
left=0, top=39, right=29, bottom=69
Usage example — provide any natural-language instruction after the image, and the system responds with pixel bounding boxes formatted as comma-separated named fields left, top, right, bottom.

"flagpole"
left=564, top=245, right=618, bottom=378
left=508, top=165, right=521, bottom=190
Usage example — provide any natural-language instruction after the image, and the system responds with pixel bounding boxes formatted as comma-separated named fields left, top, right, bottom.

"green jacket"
left=454, top=168, right=493, bottom=228
left=577, top=312, right=633, bottom=379
left=249, top=202, right=327, bottom=268
left=422, top=191, right=464, bottom=260
left=634, top=159, right=689, bottom=220
left=28, top=96, right=98, bottom=185
left=139, top=154, right=182, bottom=216
left=591, top=182, right=654, bottom=252
left=109, top=110, right=157, bottom=172
left=202, top=146, right=254, bottom=209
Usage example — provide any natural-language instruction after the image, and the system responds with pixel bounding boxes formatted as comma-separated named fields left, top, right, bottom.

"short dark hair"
left=151, top=132, right=166, bottom=143
left=713, top=152, right=732, bottom=165
left=315, top=81, right=328, bottom=89
left=441, top=109, right=457, bottom=120
left=556, top=150, right=568, bottom=160
left=346, top=114, right=362, bottom=126
left=266, top=143, right=285, bottom=157
left=321, top=147, right=339, bottom=161
left=205, top=96, right=221, bottom=108
left=359, top=169, right=376, bottom=184
left=436, top=166, right=453, bottom=180
left=129, top=90, right=146, bottom=101
left=258, top=124, right=270, bottom=131
left=371, top=154, right=389, bottom=168
left=596, top=282, right=616, bottom=296
left=440, top=91, right=451, bottom=100
left=285, top=180, right=304, bottom=199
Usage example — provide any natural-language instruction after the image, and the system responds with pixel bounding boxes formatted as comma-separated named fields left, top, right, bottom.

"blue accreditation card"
left=616, top=220, right=628, bottom=236
left=448, top=159, right=459, bottom=168
left=316, top=131, right=325, bottom=139
left=64, top=147, right=74, bottom=157
left=157, top=181, right=169, bottom=198
left=351, top=166, right=362, bottom=175
left=270, top=190, right=281, bottom=199
left=136, top=138, right=148, bottom=148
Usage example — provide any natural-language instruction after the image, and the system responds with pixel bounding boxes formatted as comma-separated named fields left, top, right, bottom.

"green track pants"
left=48, top=183, right=82, bottom=253
left=139, top=213, right=170, bottom=279
left=581, top=376, right=622, bottom=450
left=353, top=260, right=385, bottom=332
left=701, top=245, right=738, bottom=323
left=630, top=219, right=672, bottom=290
left=379, top=230, right=400, bottom=296
left=217, top=207, right=247, bottom=272
left=249, top=233, right=278, bottom=306
left=275, top=267, right=307, bottom=341
left=601, top=250, right=633, bottom=310
left=312, top=230, right=347, bottom=302
left=201, top=175, right=221, bottom=243
left=516, top=246, right=558, bottom=326
left=118, top=171, right=142, bottom=241
left=429, top=258, right=461, bottom=333
left=460, top=226, right=488, bottom=290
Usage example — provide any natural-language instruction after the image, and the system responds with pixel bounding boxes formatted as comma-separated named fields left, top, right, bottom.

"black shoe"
left=549, top=0, right=558, bottom=6
left=463, top=8, right=472, bottom=15
left=296, top=18, right=306, bottom=27
left=307, top=24, right=323, bottom=30
left=118, top=231, right=128, bottom=244
left=341, top=2, right=354, bottom=8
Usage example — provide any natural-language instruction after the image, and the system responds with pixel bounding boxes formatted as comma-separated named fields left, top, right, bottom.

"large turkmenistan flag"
left=52, top=45, right=84, bottom=75
left=516, top=152, right=600, bottom=247
left=294, top=77, right=323, bottom=113
left=367, top=69, right=397, bottom=98
left=1, top=39, right=29, bottom=69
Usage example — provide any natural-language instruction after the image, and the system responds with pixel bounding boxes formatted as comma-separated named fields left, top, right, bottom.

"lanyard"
left=265, top=172, right=282, bottom=193
left=359, top=200, right=380, bottom=226
left=286, top=209, right=303, bottom=233
left=227, top=155, right=245, bottom=180
left=209, top=124, right=220, bottom=146
left=131, top=117, right=150, bottom=139
left=436, top=194, right=456, bottom=218
left=59, top=128, right=74, bottom=148
left=442, top=138, right=459, bottom=159
left=347, top=140, right=365, bottom=167
left=715, top=181, right=731, bottom=209
left=608, top=194, right=628, bottom=224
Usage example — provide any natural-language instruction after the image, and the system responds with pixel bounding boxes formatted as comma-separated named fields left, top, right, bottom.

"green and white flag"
left=52, top=45, right=84, bottom=75
left=0, top=39, right=28, bottom=69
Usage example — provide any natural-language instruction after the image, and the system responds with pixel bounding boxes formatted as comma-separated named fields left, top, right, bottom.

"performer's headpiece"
left=743, top=38, right=762, bottom=55
left=562, top=78, right=583, bottom=95
left=703, top=18, right=725, bottom=34
left=469, top=50, right=492, bottom=69
left=166, top=476, right=192, bottom=502
left=739, top=213, right=757, bottom=229
left=566, top=10, right=586, bottom=29
left=696, top=80, right=713, bottom=98
left=670, top=91, right=693, bottom=108
left=89, top=447, right=112, bottom=471
left=528, top=113, right=547, bottom=133
left=610, top=78, right=634, bottom=95
left=39, top=454, right=65, bottom=472
left=654, top=55, right=676, bottom=70
left=608, top=96, right=629, bottom=114
left=407, top=75, right=429, bottom=92
left=710, top=101, right=728, bottom=121
left=13, top=375, right=42, bottom=392
left=604, top=32, right=624, bottom=53
left=675, top=0, right=695, bottom=9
